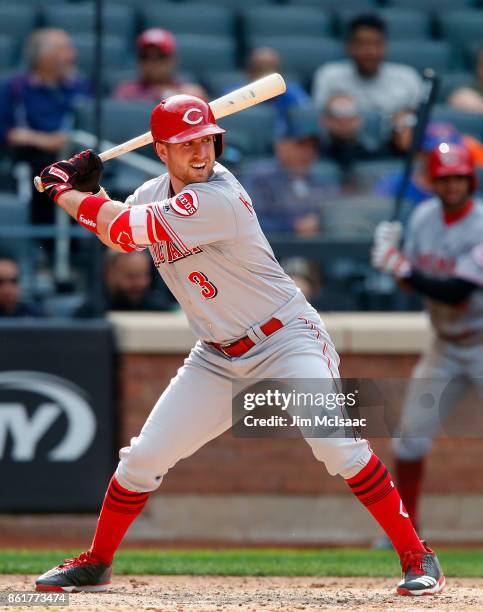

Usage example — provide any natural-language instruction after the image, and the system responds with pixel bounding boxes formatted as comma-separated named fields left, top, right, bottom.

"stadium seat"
left=103, top=67, right=138, bottom=96
left=432, top=104, right=483, bottom=140
left=70, top=34, right=131, bottom=75
left=464, top=41, right=482, bottom=71
left=437, top=11, right=483, bottom=52
left=141, top=4, right=236, bottom=38
left=242, top=6, right=332, bottom=39
left=337, top=8, right=431, bottom=40
left=351, top=159, right=404, bottom=192
left=107, top=165, right=155, bottom=200
left=188, top=0, right=275, bottom=7
left=202, top=70, right=246, bottom=98
left=381, top=8, right=431, bottom=39
left=438, top=72, right=473, bottom=103
left=218, top=106, right=276, bottom=156
left=247, top=37, right=344, bottom=82
left=385, top=0, right=471, bottom=10
left=104, top=67, right=198, bottom=97
left=176, top=35, right=237, bottom=74
left=312, top=160, right=341, bottom=185
left=286, top=0, right=376, bottom=9
left=0, top=5, right=37, bottom=41
left=321, top=196, right=393, bottom=240
left=42, top=3, right=135, bottom=39
left=75, top=99, right=153, bottom=147
left=0, top=36, right=16, bottom=71
left=387, top=40, right=452, bottom=74
left=0, top=191, right=30, bottom=267
left=42, top=294, right=86, bottom=318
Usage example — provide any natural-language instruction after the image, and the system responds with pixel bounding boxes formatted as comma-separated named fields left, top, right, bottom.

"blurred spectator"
left=113, top=28, right=206, bottom=102
left=448, top=46, right=483, bottom=114
left=0, top=29, right=90, bottom=226
left=282, top=256, right=356, bottom=311
left=389, top=109, right=419, bottom=156
left=374, top=121, right=462, bottom=208
left=0, top=254, right=43, bottom=317
left=312, top=14, right=422, bottom=156
left=282, top=257, right=319, bottom=302
left=390, top=111, right=483, bottom=167
left=319, top=93, right=381, bottom=167
left=234, top=47, right=310, bottom=131
left=75, top=251, right=173, bottom=317
left=242, top=114, right=338, bottom=235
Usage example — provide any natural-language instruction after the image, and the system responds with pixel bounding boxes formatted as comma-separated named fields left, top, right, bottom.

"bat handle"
left=33, top=176, right=45, bottom=193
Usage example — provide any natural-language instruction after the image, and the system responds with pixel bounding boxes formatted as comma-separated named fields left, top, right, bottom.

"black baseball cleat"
left=397, top=542, right=446, bottom=596
left=35, top=551, right=112, bottom=592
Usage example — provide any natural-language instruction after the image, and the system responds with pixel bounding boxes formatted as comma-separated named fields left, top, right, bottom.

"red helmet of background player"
left=150, top=95, right=225, bottom=158
left=428, top=143, right=477, bottom=193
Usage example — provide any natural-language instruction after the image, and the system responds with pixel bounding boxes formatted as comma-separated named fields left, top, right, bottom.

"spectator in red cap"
left=113, top=28, right=207, bottom=102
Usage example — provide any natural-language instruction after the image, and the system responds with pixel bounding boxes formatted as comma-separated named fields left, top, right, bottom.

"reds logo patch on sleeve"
left=170, top=190, right=199, bottom=217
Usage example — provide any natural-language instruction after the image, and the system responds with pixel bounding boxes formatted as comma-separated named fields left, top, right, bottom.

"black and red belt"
left=208, top=317, right=283, bottom=358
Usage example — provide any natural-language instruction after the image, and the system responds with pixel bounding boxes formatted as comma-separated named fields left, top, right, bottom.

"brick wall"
left=118, top=353, right=483, bottom=495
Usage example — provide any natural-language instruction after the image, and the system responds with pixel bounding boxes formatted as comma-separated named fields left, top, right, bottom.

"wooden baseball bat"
left=391, top=68, right=439, bottom=222
left=33, top=73, right=286, bottom=193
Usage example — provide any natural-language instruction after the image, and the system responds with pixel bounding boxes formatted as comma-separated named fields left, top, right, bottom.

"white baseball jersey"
left=126, top=162, right=298, bottom=342
left=112, top=161, right=373, bottom=496
left=404, top=198, right=483, bottom=336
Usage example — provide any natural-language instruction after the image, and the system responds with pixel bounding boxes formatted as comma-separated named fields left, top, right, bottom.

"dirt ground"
left=1, top=575, right=482, bottom=611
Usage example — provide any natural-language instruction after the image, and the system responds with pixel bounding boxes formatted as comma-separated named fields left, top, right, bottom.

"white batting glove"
left=372, top=244, right=411, bottom=278
left=373, top=221, right=403, bottom=250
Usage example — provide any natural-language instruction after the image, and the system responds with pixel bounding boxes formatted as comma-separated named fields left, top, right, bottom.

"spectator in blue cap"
left=241, top=110, right=339, bottom=235
left=374, top=121, right=463, bottom=208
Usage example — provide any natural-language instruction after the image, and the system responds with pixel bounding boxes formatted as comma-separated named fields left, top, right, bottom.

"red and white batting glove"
left=39, top=160, right=77, bottom=202
left=372, top=245, right=411, bottom=278
left=372, top=221, right=411, bottom=278
left=374, top=221, right=403, bottom=248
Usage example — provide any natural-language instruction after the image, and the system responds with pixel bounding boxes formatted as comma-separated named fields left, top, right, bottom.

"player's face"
left=433, top=175, right=472, bottom=210
left=158, top=136, right=216, bottom=189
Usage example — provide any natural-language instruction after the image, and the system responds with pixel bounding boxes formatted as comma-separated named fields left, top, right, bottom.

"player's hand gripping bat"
left=33, top=73, right=286, bottom=193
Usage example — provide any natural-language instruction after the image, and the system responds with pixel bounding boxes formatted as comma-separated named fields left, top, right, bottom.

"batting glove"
left=39, top=160, right=77, bottom=202
left=372, top=245, right=411, bottom=278
left=69, top=149, right=104, bottom=194
left=373, top=221, right=403, bottom=250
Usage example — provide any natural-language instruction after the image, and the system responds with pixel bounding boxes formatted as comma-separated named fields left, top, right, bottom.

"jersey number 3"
left=188, top=271, right=218, bottom=299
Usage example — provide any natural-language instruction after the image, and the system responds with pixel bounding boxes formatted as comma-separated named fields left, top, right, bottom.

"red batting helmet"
left=150, top=95, right=225, bottom=158
left=428, top=143, right=477, bottom=192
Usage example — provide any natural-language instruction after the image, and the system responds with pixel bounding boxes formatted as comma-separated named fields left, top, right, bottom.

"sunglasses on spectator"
left=0, top=276, right=19, bottom=286
left=139, top=52, right=171, bottom=61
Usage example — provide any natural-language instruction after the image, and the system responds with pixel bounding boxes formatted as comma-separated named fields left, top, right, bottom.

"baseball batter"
left=372, top=142, right=483, bottom=533
left=35, top=95, right=444, bottom=596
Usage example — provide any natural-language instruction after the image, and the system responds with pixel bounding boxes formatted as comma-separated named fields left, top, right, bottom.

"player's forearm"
left=405, top=270, right=477, bottom=305
left=57, top=190, right=129, bottom=245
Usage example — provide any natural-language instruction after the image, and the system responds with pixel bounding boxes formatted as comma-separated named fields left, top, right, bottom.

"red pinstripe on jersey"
left=298, top=316, right=335, bottom=379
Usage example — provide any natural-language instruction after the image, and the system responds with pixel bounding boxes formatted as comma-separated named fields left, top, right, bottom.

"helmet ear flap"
left=214, top=134, right=224, bottom=158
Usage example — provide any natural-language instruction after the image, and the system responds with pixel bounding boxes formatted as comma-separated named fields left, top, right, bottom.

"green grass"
left=0, top=548, right=482, bottom=577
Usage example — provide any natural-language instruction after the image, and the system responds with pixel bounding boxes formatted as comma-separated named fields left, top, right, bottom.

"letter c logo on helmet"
left=182, top=108, right=203, bottom=125
left=150, top=94, right=225, bottom=158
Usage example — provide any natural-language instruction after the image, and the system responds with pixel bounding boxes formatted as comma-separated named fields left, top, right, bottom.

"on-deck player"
left=372, top=142, right=483, bottom=533
left=35, top=95, right=444, bottom=596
